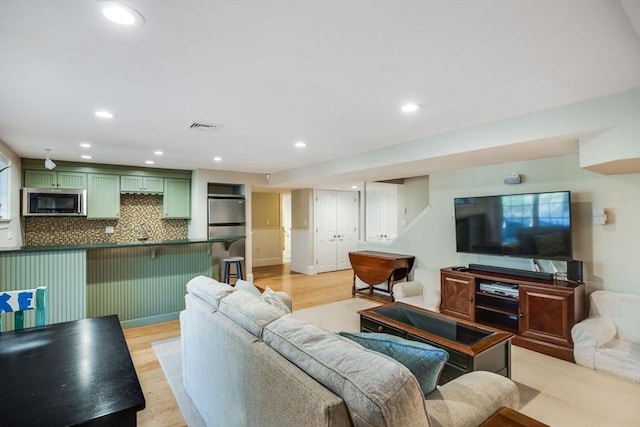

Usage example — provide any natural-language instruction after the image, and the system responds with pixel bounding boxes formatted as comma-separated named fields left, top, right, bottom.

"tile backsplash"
left=24, top=194, right=188, bottom=246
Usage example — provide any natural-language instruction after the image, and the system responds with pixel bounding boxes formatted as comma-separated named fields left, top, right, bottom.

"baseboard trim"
left=290, top=262, right=316, bottom=275
left=253, top=257, right=283, bottom=267
left=120, top=312, right=180, bottom=329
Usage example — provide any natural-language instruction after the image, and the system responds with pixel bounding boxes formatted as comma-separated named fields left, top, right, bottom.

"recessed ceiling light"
left=100, top=2, right=144, bottom=26
left=80, top=142, right=91, bottom=148
left=351, top=185, right=358, bottom=189
left=145, top=160, right=154, bottom=165
left=81, top=155, right=93, bottom=160
left=154, top=150, right=163, bottom=155
left=95, top=110, right=115, bottom=119
left=401, top=103, right=421, bottom=113
left=294, top=141, right=307, bottom=148
left=213, top=156, right=222, bottom=162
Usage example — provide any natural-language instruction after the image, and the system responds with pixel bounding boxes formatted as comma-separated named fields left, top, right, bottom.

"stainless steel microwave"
left=22, top=187, right=87, bottom=216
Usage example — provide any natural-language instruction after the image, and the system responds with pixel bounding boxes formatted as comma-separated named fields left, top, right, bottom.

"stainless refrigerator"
left=207, top=196, right=246, bottom=238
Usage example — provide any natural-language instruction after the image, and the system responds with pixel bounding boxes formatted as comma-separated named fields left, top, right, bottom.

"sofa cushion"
left=234, top=279, right=262, bottom=296
left=594, top=340, right=640, bottom=383
left=338, top=332, right=448, bottom=395
left=219, top=289, right=286, bottom=337
left=261, top=286, right=292, bottom=314
left=186, top=275, right=234, bottom=309
left=263, top=315, right=430, bottom=427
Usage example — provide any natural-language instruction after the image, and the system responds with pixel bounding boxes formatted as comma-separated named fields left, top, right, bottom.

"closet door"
left=335, top=191, right=358, bottom=270
left=365, top=182, right=397, bottom=241
left=315, top=190, right=338, bottom=273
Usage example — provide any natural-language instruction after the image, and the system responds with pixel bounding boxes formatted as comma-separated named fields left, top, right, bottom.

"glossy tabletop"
left=0, top=315, right=145, bottom=426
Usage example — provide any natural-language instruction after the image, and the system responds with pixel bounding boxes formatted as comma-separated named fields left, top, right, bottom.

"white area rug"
left=292, top=297, right=380, bottom=331
left=151, top=337, right=206, bottom=427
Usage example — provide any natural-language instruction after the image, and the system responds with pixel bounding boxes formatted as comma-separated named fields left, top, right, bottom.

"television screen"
left=454, top=191, right=572, bottom=260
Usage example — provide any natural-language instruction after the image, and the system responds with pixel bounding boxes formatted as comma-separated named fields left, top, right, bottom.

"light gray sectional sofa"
left=180, top=276, right=519, bottom=427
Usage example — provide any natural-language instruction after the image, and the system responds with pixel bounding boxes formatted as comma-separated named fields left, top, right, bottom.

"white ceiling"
left=1, top=0, right=639, bottom=187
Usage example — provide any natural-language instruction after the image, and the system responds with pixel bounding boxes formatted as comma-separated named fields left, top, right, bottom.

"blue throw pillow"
left=338, top=331, right=448, bottom=395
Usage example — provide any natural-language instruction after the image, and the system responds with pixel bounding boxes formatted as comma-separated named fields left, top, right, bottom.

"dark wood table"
left=349, top=250, right=415, bottom=302
left=0, top=315, right=145, bottom=426
left=359, top=302, right=513, bottom=384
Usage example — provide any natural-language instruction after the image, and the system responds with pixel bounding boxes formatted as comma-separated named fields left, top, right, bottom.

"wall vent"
left=189, top=122, right=220, bottom=132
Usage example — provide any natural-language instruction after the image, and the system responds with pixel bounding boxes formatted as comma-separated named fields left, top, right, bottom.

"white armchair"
left=571, top=290, right=640, bottom=383
left=393, top=268, right=441, bottom=312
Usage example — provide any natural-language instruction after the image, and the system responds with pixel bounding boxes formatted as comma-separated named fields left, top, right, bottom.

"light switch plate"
left=105, top=226, right=115, bottom=234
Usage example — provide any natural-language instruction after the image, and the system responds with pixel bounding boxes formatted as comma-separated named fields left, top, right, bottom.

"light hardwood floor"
left=125, top=264, right=355, bottom=427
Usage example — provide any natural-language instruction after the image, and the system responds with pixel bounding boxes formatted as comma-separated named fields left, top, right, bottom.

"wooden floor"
left=125, top=264, right=355, bottom=426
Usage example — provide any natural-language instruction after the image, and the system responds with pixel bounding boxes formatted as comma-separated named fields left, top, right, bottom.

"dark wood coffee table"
left=0, top=315, right=145, bottom=426
left=359, top=302, right=513, bottom=384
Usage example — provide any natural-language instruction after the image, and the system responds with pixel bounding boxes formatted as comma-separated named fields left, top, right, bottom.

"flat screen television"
left=454, top=191, right=573, bottom=260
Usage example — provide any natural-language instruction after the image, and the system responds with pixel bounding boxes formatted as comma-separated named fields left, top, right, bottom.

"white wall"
left=190, top=168, right=267, bottom=277
left=0, top=140, right=23, bottom=247
left=360, top=154, right=640, bottom=296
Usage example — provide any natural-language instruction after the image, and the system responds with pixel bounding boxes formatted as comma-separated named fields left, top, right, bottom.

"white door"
left=282, top=194, right=291, bottom=262
left=315, top=190, right=338, bottom=273
left=315, top=190, right=359, bottom=273
left=336, top=191, right=358, bottom=270
left=366, top=182, right=398, bottom=241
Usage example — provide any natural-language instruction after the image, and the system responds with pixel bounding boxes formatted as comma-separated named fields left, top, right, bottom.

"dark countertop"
left=0, top=236, right=245, bottom=253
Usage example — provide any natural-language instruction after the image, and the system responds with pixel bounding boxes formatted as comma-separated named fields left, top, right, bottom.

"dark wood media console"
left=440, top=267, right=585, bottom=361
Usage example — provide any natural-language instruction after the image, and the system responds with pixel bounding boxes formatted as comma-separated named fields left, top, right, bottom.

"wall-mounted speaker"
left=567, top=260, right=583, bottom=283
left=503, top=173, right=521, bottom=185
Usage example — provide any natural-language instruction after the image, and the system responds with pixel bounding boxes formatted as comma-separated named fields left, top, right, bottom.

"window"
left=0, top=153, right=11, bottom=220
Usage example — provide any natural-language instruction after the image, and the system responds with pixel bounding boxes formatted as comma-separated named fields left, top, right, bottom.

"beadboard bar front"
left=0, top=249, right=87, bottom=331
left=86, top=242, right=213, bottom=327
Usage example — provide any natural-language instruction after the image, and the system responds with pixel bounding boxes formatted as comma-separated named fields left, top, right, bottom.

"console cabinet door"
left=519, top=285, right=573, bottom=347
left=440, top=272, right=475, bottom=321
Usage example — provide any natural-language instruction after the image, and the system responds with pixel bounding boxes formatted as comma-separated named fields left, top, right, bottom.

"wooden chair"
left=0, top=286, right=47, bottom=331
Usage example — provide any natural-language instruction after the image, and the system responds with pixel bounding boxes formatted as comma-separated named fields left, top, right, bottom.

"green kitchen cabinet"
left=163, top=178, right=191, bottom=219
left=24, top=170, right=87, bottom=189
left=87, top=174, right=120, bottom=219
left=120, top=176, right=164, bottom=194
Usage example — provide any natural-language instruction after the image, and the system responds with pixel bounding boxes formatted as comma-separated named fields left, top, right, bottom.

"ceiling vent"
left=189, top=122, right=220, bottom=132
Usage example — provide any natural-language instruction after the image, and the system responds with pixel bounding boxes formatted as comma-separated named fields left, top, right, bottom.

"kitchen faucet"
left=137, top=223, right=150, bottom=241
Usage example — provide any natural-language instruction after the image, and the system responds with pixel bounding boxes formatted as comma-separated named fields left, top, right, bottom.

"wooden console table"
left=349, top=251, right=415, bottom=302
left=440, top=267, right=585, bottom=361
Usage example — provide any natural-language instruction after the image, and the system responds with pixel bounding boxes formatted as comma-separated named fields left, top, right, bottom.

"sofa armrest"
left=394, top=281, right=424, bottom=299
left=424, top=371, right=519, bottom=427
left=571, top=316, right=617, bottom=349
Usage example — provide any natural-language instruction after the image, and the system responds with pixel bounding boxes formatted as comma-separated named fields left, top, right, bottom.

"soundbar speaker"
left=566, top=260, right=583, bottom=283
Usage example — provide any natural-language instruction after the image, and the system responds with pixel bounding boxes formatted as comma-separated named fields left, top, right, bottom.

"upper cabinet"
left=87, top=174, right=120, bottom=219
left=120, top=176, right=164, bottom=194
left=24, top=170, right=87, bottom=189
left=163, top=178, right=191, bottom=219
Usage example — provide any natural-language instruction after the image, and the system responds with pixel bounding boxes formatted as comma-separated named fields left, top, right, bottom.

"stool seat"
left=222, top=257, right=244, bottom=284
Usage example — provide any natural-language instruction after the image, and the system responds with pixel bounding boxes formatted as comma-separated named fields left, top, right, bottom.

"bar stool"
left=223, top=256, right=244, bottom=284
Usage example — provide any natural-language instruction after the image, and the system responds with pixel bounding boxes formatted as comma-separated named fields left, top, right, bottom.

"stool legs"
left=223, top=260, right=244, bottom=284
